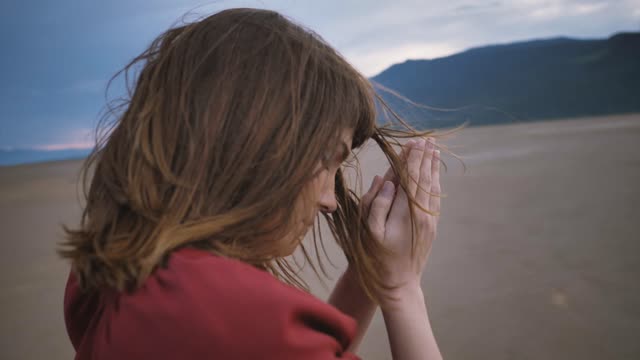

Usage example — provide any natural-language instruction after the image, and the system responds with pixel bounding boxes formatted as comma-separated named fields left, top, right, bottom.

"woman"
left=60, top=8, right=444, bottom=360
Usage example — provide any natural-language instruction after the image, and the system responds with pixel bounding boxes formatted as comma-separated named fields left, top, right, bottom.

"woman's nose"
left=318, top=190, right=338, bottom=213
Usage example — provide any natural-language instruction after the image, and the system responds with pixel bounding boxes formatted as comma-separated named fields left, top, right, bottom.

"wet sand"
left=1, top=114, right=639, bottom=359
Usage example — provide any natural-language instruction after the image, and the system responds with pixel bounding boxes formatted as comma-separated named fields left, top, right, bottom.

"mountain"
left=371, top=32, right=640, bottom=128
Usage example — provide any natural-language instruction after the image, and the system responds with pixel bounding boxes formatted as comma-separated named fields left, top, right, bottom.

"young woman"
left=60, top=8, right=444, bottom=360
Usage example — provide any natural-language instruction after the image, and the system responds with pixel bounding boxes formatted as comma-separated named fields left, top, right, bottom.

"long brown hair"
left=59, top=8, right=453, bottom=303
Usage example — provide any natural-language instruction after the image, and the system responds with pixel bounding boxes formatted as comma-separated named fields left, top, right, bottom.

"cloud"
left=70, top=0, right=637, bottom=78
left=527, top=3, right=563, bottom=21
left=34, top=141, right=95, bottom=151
left=523, top=0, right=610, bottom=21
left=296, top=0, right=635, bottom=76
left=32, top=127, right=95, bottom=151
left=454, top=1, right=502, bottom=13
left=345, top=42, right=461, bottom=77
left=574, top=2, right=609, bottom=15
left=632, top=0, right=640, bottom=18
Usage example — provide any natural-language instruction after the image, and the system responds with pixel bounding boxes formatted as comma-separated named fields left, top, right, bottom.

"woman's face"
left=284, top=128, right=354, bottom=252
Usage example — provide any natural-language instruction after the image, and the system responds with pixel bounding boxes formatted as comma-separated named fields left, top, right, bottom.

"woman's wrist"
left=380, top=283, right=442, bottom=360
left=379, top=281, right=425, bottom=313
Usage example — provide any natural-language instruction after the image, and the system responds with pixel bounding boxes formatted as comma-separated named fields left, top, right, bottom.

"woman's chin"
left=278, top=220, right=315, bottom=256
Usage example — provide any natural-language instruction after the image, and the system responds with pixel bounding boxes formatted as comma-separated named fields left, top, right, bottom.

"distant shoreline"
left=0, top=148, right=91, bottom=168
left=0, top=153, right=89, bottom=169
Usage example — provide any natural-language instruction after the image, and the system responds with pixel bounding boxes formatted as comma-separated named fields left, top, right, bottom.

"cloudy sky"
left=1, top=0, right=638, bottom=150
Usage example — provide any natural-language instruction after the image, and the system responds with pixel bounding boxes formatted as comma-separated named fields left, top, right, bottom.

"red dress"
left=64, top=248, right=361, bottom=359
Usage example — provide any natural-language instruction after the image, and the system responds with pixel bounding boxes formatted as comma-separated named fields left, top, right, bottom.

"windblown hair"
left=59, top=8, right=449, bottom=303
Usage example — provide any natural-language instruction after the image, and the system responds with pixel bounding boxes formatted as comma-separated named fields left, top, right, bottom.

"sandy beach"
left=1, top=113, right=639, bottom=359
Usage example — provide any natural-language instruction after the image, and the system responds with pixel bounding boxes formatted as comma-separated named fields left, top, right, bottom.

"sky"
left=1, top=0, right=638, bottom=150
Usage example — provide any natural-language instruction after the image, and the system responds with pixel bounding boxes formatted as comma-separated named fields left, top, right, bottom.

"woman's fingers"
left=406, top=139, right=425, bottom=196
left=363, top=139, right=413, bottom=219
left=368, top=181, right=396, bottom=237
left=429, top=150, right=442, bottom=214
left=382, top=140, right=414, bottom=184
left=363, top=137, right=438, bottom=226
left=415, top=138, right=435, bottom=208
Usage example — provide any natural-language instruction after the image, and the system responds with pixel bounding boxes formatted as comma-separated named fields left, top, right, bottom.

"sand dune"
left=1, top=114, right=639, bottom=359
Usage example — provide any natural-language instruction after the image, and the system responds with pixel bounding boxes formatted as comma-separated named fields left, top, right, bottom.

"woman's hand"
left=361, top=138, right=441, bottom=305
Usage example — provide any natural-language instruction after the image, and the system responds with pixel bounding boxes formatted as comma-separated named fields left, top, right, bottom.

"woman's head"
left=61, top=8, right=441, bottom=301
left=281, top=127, right=354, bottom=251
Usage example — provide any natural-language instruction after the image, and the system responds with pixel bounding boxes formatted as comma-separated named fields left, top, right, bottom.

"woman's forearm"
left=328, top=266, right=377, bottom=352
left=381, top=284, right=443, bottom=360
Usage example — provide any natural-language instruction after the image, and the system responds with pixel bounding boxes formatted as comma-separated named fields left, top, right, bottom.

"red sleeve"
left=65, top=248, right=361, bottom=359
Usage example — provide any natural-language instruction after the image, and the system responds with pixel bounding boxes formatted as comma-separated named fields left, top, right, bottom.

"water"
left=0, top=148, right=91, bottom=167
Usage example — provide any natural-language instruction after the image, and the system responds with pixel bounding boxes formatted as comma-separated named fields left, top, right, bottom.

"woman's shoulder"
left=65, top=248, right=359, bottom=359
left=154, top=248, right=357, bottom=338
left=124, top=247, right=333, bottom=326
left=161, top=247, right=301, bottom=304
